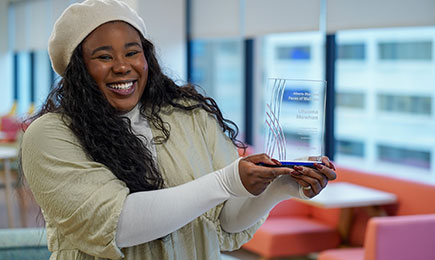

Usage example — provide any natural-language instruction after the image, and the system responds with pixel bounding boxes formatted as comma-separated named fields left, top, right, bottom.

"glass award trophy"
left=264, top=78, right=326, bottom=168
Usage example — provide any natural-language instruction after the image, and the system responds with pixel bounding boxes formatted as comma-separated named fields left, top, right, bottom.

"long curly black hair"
left=29, top=33, right=246, bottom=193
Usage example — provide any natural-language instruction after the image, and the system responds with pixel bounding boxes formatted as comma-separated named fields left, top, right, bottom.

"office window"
left=377, top=94, right=431, bottom=115
left=335, top=27, right=435, bottom=184
left=11, top=50, right=52, bottom=116
left=190, top=39, right=244, bottom=137
left=0, top=53, right=14, bottom=115
left=34, top=50, right=51, bottom=109
left=17, top=52, right=31, bottom=115
left=338, top=43, right=365, bottom=60
left=378, top=41, right=432, bottom=61
left=336, top=92, right=365, bottom=109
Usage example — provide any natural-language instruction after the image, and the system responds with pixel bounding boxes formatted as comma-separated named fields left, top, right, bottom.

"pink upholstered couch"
left=318, top=214, right=435, bottom=260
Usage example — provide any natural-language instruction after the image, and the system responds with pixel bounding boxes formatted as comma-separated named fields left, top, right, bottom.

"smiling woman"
left=19, top=0, right=336, bottom=259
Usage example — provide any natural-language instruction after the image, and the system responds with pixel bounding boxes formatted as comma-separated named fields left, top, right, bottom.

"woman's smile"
left=106, top=80, right=137, bottom=95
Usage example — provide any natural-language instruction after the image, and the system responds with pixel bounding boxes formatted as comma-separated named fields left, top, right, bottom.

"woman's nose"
left=112, top=58, right=131, bottom=74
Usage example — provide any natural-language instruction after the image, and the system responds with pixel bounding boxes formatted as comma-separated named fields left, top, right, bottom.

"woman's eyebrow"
left=90, top=42, right=140, bottom=55
left=125, top=42, right=141, bottom=48
left=91, top=46, right=112, bottom=55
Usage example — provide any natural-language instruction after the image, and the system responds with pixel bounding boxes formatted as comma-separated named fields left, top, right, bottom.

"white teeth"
left=109, top=82, right=133, bottom=89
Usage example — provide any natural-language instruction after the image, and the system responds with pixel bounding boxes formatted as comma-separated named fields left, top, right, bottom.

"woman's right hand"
left=238, top=153, right=293, bottom=196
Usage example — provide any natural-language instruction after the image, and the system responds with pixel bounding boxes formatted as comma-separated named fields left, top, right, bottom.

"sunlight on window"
left=335, top=27, right=435, bottom=184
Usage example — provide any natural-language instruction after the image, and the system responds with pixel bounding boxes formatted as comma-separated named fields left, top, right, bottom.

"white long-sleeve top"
left=116, top=104, right=308, bottom=248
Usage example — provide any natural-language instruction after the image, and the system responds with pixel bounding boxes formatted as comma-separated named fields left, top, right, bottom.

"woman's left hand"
left=290, top=156, right=337, bottom=198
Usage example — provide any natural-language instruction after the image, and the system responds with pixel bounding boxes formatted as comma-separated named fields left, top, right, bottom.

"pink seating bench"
left=318, top=214, right=435, bottom=260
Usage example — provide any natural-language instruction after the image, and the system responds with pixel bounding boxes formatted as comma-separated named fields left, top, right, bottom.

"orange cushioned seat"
left=243, top=216, right=341, bottom=258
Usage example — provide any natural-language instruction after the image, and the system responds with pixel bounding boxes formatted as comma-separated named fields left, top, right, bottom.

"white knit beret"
left=48, top=0, right=147, bottom=76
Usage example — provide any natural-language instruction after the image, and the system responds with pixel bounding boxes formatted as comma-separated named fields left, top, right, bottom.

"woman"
left=21, top=0, right=336, bottom=259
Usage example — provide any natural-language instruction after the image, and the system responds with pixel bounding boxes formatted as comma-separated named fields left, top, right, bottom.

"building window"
left=337, top=139, right=365, bottom=157
left=377, top=94, right=432, bottom=115
left=336, top=92, right=365, bottom=109
left=378, top=41, right=432, bottom=61
left=377, top=144, right=431, bottom=170
left=337, top=43, right=365, bottom=60
left=335, top=27, right=435, bottom=184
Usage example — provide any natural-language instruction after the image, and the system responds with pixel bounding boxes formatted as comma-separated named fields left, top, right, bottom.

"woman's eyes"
left=97, top=55, right=112, bottom=60
left=96, top=51, right=139, bottom=60
left=126, top=50, right=139, bottom=57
